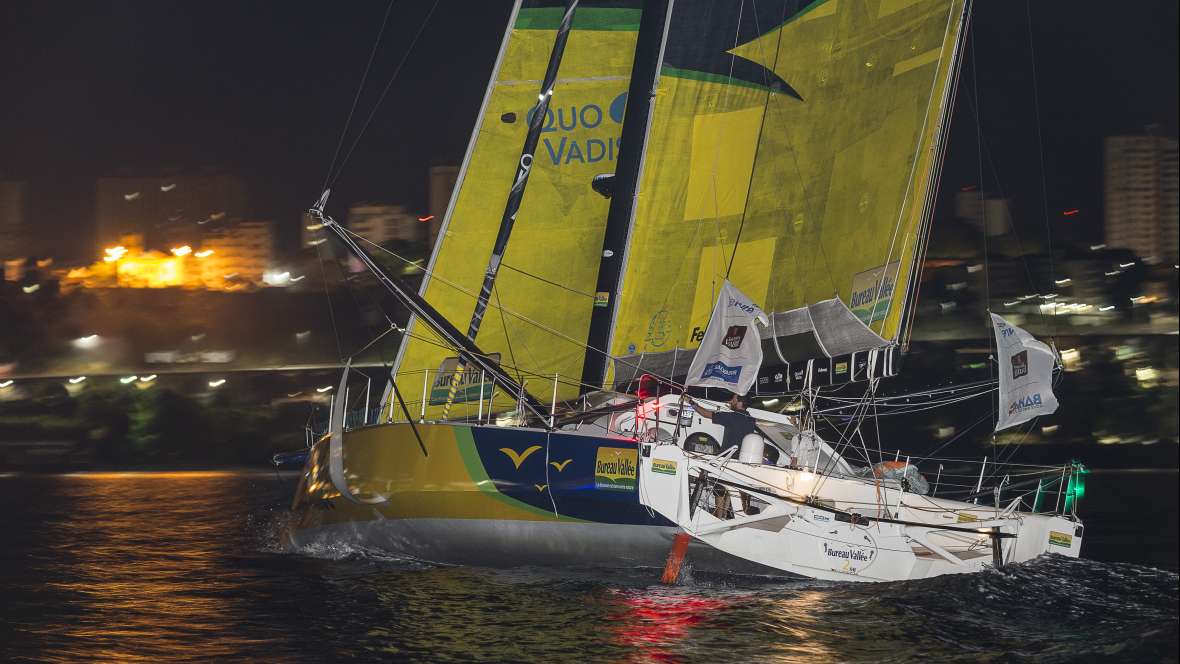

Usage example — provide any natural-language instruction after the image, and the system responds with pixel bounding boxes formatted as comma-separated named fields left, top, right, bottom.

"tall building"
left=428, top=165, right=460, bottom=249
left=1104, top=134, right=1179, bottom=264
left=954, top=190, right=1011, bottom=237
left=95, top=174, right=246, bottom=255
left=200, top=220, right=274, bottom=286
left=0, top=181, right=28, bottom=261
left=346, top=203, right=422, bottom=245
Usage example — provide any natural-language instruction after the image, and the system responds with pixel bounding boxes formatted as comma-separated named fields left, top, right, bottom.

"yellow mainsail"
left=393, top=2, right=643, bottom=417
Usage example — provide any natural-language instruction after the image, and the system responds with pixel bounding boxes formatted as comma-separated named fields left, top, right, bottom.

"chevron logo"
left=499, top=445, right=543, bottom=469
left=549, top=459, right=573, bottom=472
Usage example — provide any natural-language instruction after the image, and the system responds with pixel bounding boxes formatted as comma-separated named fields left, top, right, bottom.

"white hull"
left=639, top=443, right=1084, bottom=583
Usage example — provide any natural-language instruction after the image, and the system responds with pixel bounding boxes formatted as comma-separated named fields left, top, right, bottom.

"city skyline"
left=1, top=1, right=1177, bottom=262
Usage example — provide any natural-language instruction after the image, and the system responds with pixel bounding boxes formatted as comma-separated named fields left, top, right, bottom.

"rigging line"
left=968, top=27, right=997, bottom=446
left=340, top=226, right=687, bottom=389
left=958, top=91, right=1047, bottom=325
left=328, top=0, right=442, bottom=189
left=315, top=242, right=344, bottom=363
left=725, top=0, right=790, bottom=279
left=1024, top=0, right=1057, bottom=337
left=321, top=0, right=397, bottom=194
left=492, top=282, right=526, bottom=388
left=500, top=262, right=596, bottom=299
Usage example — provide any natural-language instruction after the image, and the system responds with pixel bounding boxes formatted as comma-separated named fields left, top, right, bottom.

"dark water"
left=1, top=470, right=1176, bottom=663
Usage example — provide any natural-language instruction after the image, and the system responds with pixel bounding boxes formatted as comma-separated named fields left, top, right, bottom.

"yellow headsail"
left=607, top=0, right=968, bottom=383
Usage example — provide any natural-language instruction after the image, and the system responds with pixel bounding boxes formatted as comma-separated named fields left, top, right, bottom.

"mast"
left=578, top=0, right=672, bottom=394
left=441, top=0, right=580, bottom=413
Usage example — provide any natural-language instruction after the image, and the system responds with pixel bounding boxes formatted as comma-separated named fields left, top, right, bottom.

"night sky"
left=2, top=1, right=1176, bottom=260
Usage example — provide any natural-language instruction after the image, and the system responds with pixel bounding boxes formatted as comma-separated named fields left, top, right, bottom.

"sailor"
left=687, top=393, right=756, bottom=453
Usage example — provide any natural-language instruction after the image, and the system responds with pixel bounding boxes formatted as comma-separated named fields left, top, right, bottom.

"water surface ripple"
left=1, top=471, right=1175, bottom=663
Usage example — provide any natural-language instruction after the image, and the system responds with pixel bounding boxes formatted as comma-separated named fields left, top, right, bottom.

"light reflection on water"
left=0, top=471, right=1176, bottom=663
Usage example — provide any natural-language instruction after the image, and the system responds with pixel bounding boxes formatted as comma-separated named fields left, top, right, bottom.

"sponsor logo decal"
left=1011, top=350, right=1028, bottom=379
left=701, top=361, right=741, bottom=384
left=1048, top=531, right=1073, bottom=548
left=1008, top=393, right=1044, bottom=416
left=595, top=447, right=638, bottom=492
left=822, top=542, right=874, bottom=563
left=549, top=458, right=573, bottom=472
left=850, top=262, right=901, bottom=325
left=525, top=92, right=627, bottom=167
left=645, top=309, right=669, bottom=347
left=651, top=459, right=678, bottom=476
left=835, top=361, right=848, bottom=375
left=957, top=512, right=978, bottom=523
left=722, top=325, right=748, bottom=350
left=594, top=291, right=610, bottom=308
left=499, top=445, right=543, bottom=470
left=430, top=354, right=500, bottom=405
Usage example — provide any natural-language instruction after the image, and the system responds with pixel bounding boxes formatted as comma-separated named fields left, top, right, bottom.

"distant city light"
left=104, top=245, right=128, bottom=262
left=1060, top=348, right=1081, bottom=371
left=264, top=270, right=291, bottom=286
left=295, top=330, right=312, bottom=341
left=1062, top=208, right=1079, bottom=217
left=1042, top=425, right=1059, bottom=434
left=120, top=376, right=139, bottom=384
left=139, top=374, right=158, bottom=382
left=22, top=284, right=40, bottom=294
left=123, top=192, right=141, bottom=201
left=1090, top=244, right=1106, bottom=251
left=208, top=379, right=226, bottom=388
left=0, top=380, right=13, bottom=389
left=1104, top=270, right=1122, bottom=276
left=73, top=334, right=101, bottom=349
left=1099, top=305, right=1116, bottom=312
left=171, top=245, right=193, bottom=257
left=1054, top=278, right=1072, bottom=285
left=68, top=376, right=87, bottom=384
left=417, top=215, right=435, bottom=222
left=194, top=249, right=214, bottom=258
left=160, top=183, right=176, bottom=192
left=1118, top=262, right=1135, bottom=268
left=1003, top=300, right=1019, bottom=307
left=289, top=274, right=305, bottom=282
left=315, top=385, right=333, bottom=393
left=966, top=264, right=983, bottom=274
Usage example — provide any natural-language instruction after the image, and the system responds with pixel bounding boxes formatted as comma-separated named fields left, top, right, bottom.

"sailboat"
left=287, top=0, right=1088, bottom=582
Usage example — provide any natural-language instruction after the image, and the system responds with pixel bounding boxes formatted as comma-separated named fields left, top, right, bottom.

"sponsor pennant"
left=990, top=313, right=1059, bottom=431
left=685, top=281, right=768, bottom=396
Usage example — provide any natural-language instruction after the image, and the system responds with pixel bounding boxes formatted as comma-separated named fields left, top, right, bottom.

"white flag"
left=991, top=313, right=1059, bottom=432
left=685, top=281, right=769, bottom=396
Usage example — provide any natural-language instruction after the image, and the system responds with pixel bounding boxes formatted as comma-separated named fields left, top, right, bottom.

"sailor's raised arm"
left=686, top=396, right=715, bottom=420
